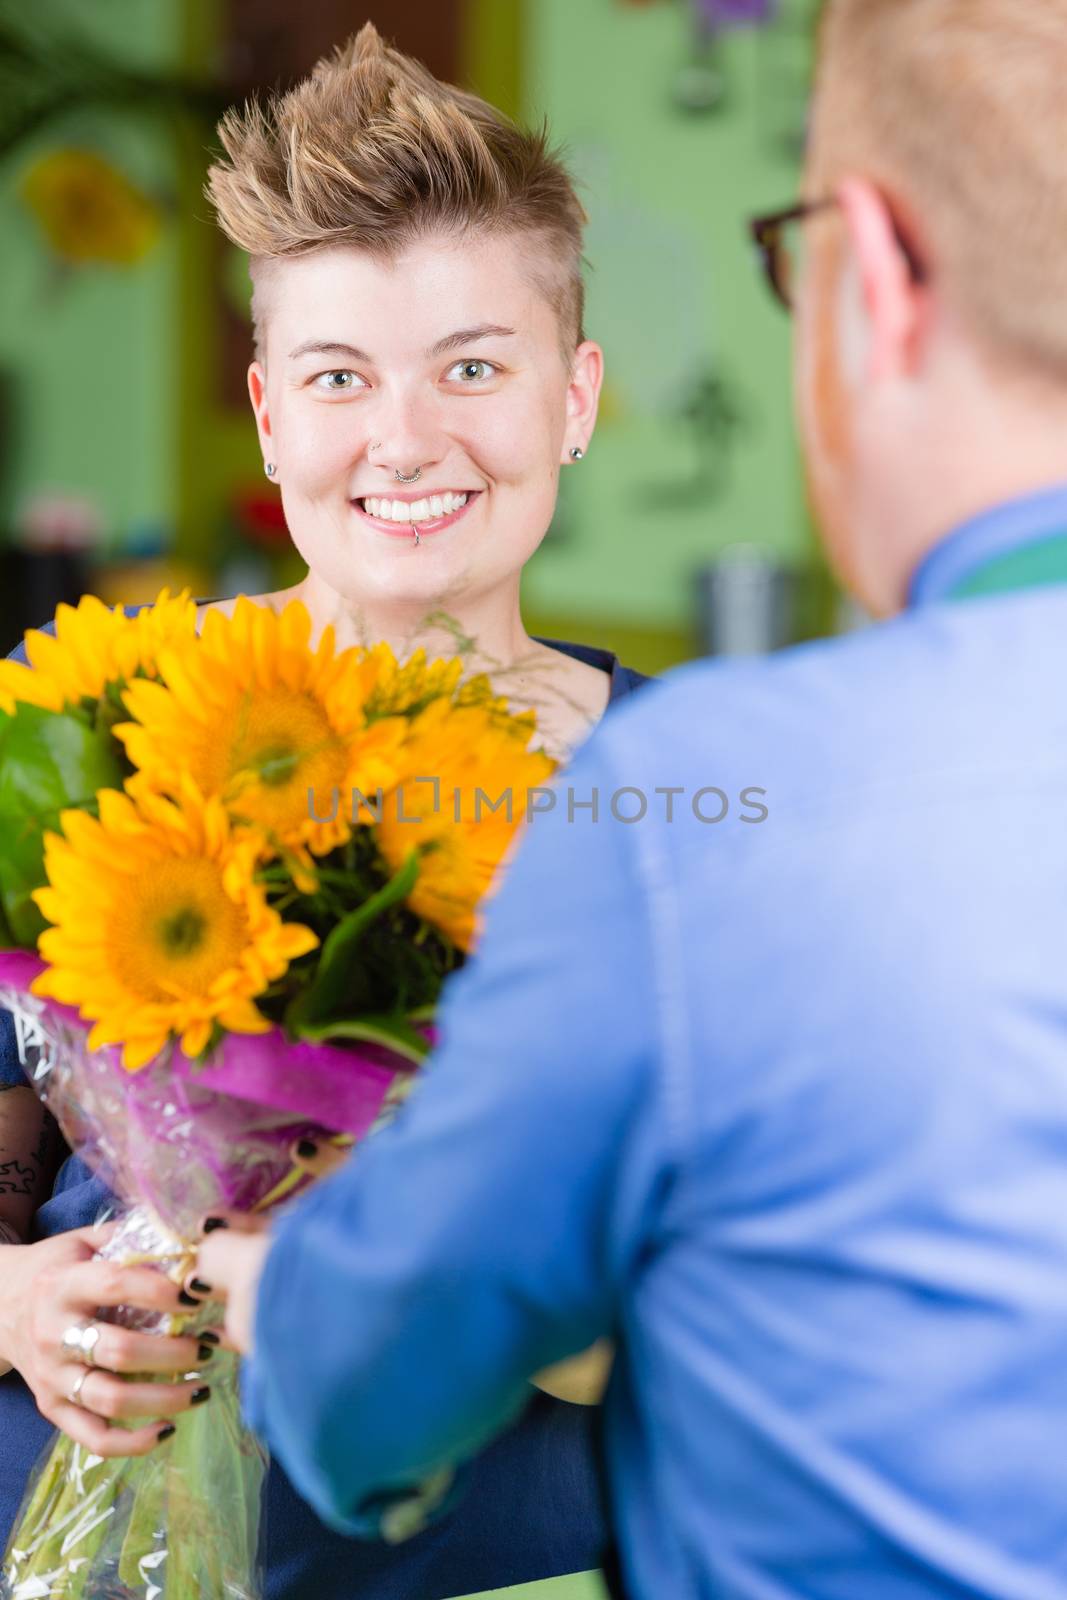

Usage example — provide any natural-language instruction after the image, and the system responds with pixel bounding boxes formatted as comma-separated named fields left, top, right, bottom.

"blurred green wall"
left=518, top=0, right=813, bottom=660
left=0, top=1, right=182, bottom=550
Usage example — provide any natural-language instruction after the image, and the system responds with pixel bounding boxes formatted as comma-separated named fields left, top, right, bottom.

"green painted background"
left=520, top=0, right=811, bottom=643
left=0, top=1, right=182, bottom=550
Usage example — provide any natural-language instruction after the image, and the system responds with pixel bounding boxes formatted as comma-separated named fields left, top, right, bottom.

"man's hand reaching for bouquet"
left=187, top=1137, right=351, bottom=1358
left=193, top=1214, right=272, bottom=1357
left=0, top=1226, right=215, bottom=1457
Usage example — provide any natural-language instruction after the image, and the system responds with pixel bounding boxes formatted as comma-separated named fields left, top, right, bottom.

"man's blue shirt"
left=248, top=485, right=1067, bottom=1598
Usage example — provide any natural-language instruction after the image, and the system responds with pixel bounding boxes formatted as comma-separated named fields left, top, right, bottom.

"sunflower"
left=377, top=698, right=557, bottom=951
left=117, top=598, right=408, bottom=860
left=362, top=645, right=465, bottom=720
left=31, top=780, right=318, bottom=1071
left=0, top=590, right=197, bottom=715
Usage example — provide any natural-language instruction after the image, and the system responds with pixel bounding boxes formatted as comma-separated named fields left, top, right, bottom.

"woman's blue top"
left=0, top=626, right=647, bottom=1600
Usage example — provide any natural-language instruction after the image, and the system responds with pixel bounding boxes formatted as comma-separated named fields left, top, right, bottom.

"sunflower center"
left=187, top=689, right=349, bottom=836
left=227, top=692, right=336, bottom=784
left=157, top=905, right=207, bottom=956
left=255, top=743, right=300, bottom=788
left=109, top=856, right=250, bottom=1001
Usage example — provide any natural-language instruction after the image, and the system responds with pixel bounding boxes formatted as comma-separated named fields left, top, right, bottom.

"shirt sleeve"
left=243, top=734, right=666, bottom=1535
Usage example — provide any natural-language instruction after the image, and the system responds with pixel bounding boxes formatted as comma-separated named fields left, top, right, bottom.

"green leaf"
left=0, top=704, right=127, bottom=946
left=293, top=1012, right=430, bottom=1063
left=285, top=851, right=420, bottom=1031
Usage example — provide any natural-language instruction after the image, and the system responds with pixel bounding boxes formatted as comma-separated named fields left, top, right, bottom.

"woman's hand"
left=0, top=1228, right=215, bottom=1458
left=195, top=1215, right=272, bottom=1357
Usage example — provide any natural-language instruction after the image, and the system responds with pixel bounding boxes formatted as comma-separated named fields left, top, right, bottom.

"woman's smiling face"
left=248, top=233, right=602, bottom=614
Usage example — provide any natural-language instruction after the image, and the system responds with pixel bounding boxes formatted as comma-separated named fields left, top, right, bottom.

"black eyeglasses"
left=748, top=198, right=839, bottom=311
left=749, top=196, right=927, bottom=312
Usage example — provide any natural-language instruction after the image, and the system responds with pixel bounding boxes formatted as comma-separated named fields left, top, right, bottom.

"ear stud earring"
left=569, top=447, right=584, bottom=461
left=265, top=462, right=277, bottom=478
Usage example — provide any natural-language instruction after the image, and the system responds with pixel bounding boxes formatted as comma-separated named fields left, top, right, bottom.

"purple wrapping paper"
left=0, top=948, right=399, bottom=1134
left=0, top=947, right=414, bottom=1224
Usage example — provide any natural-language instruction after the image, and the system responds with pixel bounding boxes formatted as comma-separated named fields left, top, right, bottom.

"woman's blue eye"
left=448, top=360, right=496, bottom=383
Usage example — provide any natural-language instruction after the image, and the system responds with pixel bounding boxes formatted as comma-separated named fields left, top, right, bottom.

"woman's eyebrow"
left=288, top=325, right=517, bottom=364
left=427, top=324, right=516, bottom=356
left=288, top=340, right=371, bottom=362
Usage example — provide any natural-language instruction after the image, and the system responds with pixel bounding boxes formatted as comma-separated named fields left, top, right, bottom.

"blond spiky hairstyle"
left=812, top=0, right=1067, bottom=379
left=207, top=23, right=587, bottom=361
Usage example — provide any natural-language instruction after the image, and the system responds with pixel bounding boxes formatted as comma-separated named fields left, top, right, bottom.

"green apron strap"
left=945, top=531, right=1067, bottom=601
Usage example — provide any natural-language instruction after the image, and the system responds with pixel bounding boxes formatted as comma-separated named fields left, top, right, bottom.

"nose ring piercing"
left=569, top=447, right=584, bottom=462
left=395, top=466, right=422, bottom=484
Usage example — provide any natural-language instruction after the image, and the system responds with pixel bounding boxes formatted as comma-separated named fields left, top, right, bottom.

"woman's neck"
left=281, top=571, right=540, bottom=674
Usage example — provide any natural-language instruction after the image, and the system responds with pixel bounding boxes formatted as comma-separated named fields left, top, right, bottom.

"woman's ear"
left=247, top=362, right=274, bottom=465
left=562, top=340, right=604, bottom=463
left=837, top=178, right=929, bottom=384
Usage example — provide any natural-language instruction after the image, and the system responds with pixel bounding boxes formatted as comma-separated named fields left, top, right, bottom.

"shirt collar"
left=908, top=482, right=1067, bottom=608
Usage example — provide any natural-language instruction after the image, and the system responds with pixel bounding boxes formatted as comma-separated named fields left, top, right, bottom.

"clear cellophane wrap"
left=0, top=953, right=408, bottom=1600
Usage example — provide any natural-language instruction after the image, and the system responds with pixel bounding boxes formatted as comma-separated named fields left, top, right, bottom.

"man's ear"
left=562, top=340, right=604, bottom=463
left=837, top=177, right=928, bottom=383
left=247, top=363, right=274, bottom=465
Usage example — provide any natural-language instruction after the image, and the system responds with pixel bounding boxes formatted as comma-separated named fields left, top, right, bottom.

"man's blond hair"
left=207, top=23, right=586, bottom=360
left=812, top=0, right=1067, bottom=377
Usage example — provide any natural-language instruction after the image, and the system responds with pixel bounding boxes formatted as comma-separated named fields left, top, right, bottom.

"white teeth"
left=360, top=491, right=470, bottom=522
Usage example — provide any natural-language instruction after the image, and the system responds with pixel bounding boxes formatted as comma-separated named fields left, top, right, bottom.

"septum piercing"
left=395, top=466, right=422, bottom=483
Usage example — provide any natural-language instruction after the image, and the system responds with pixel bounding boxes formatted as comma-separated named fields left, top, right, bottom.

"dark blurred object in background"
left=696, top=543, right=827, bottom=656
left=0, top=492, right=96, bottom=654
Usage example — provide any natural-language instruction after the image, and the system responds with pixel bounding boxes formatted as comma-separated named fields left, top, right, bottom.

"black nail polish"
left=187, top=1277, right=212, bottom=1297
left=296, top=1138, right=318, bottom=1160
left=202, top=1216, right=228, bottom=1233
left=199, top=1330, right=221, bottom=1347
left=177, top=1289, right=199, bottom=1307
left=198, top=1342, right=216, bottom=1363
left=190, top=1387, right=211, bottom=1406
left=158, top=1424, right=176, bottom=1442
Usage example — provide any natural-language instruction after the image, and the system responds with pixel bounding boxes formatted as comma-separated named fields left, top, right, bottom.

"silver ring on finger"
left=68, top=1367, right=91, bottom=1409
left=60, top=1321, right=103, bottom=1367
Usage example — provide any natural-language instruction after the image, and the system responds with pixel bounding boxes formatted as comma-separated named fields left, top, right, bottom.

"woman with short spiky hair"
left=0, top=23, right=645, bottom=1600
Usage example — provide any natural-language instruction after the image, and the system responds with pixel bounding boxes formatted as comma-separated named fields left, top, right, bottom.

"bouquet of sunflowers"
left=0, top=591, right=555, bottom=1600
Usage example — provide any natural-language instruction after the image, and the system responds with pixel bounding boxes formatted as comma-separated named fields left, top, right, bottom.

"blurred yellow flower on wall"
left=20, top=148, right=162, bottom=267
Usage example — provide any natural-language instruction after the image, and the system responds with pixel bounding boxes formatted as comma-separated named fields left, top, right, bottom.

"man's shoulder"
left=576, top=598, right=1066, bottom=851
left=589, top=614, right=919, bottom=768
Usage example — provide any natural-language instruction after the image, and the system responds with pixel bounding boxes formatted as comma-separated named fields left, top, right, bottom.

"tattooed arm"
left=0, top=1086, right=61, bottom=1377
left=0, top=1085, right=61, bottom=1244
